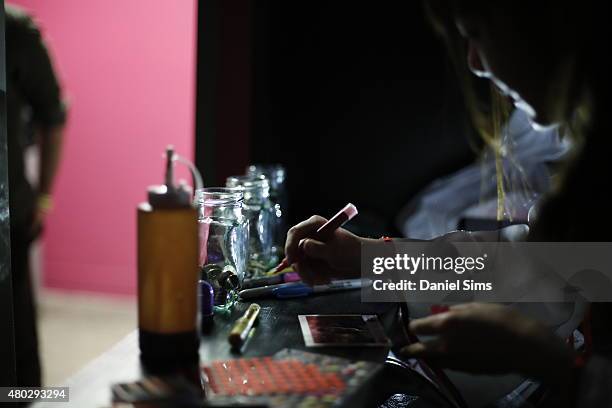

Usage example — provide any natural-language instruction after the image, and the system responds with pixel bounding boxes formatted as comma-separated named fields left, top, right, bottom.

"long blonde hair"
left=425, top=2, right=516, bottom=221
left=424, top=0, right=610, bottom=240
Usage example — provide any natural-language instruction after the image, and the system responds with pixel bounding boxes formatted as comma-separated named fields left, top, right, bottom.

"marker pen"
left=228, top=303, right=261, bottom=349
left=241, top=272, right=301, bottom=289
left=238, top=279, right=368, bottom=300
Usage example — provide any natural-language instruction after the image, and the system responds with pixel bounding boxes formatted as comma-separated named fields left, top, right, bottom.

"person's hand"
left=30, top=194, right=52, bottom=238
left=30, top=209, right=45, bottom=236
left=401, top=303, right=574, bottom=387
left=284, top=215, right=366, bottom=285
left=30, top=205, right=48, bottom=238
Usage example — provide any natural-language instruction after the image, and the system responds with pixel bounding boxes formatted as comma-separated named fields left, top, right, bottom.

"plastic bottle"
left=137, top=146, right=199, bottom=366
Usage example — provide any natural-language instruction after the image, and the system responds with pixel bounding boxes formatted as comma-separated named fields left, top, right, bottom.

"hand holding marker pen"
left=239, top=203, right=364, bottom=300
left=274, top=202, right=359, bottom=272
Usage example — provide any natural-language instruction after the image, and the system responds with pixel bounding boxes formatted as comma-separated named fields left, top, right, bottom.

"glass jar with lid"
left=226, top=175, right=274, bottom=275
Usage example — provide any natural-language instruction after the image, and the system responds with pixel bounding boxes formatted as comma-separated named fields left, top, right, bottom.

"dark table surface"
left=31, top=289, right=585, bottom=408
left=32, top=291, right=398, bottom=408
left=199, top=290, right=397, bottom=363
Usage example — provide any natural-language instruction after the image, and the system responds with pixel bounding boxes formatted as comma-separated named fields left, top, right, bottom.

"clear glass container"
left=195, top=188, right=249, bottom=290
left=247, top=164, right=286, bottom=200
left=226, top=175, right=274, bottom=275
left=246, top=164, right=287, bottom=256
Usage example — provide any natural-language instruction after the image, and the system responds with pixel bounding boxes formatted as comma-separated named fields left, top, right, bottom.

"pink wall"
left=11, top=1, right=198, bottom=295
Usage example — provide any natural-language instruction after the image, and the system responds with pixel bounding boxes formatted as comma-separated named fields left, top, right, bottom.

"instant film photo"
left=298, top=314, right=391, bottom=347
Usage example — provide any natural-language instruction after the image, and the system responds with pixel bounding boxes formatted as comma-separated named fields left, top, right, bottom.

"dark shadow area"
left=251, top=1, right=477, bottom=234
left=0, top=0, right=17, bottom=386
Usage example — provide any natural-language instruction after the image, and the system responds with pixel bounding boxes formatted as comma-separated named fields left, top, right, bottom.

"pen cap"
left=314, top=203, right=358, bottom=242
left=199, top=280, right=214, bottom=317
left=283, top=272, right=301, bottom=283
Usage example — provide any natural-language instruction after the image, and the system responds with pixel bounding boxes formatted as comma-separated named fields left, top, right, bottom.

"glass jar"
left=195, top=188, right=249, bottom=289
left=226, top=175, right=274, bottom=275
left=246, top=164, right=287, bottom=257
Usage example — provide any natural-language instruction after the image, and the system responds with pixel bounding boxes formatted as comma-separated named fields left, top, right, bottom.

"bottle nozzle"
left=148, top=145, right=192, bottom=208
left=165, top=145, right=175, bottom=191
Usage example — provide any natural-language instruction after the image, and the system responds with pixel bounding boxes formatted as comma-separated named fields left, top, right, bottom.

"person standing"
left=6, top=4, right=67, bottom=387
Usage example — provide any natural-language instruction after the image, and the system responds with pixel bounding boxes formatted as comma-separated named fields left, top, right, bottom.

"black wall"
left=251, top=2, right=477, bottom=235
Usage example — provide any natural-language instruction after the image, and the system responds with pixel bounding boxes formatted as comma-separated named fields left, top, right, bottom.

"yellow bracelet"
left=37, top=194, right=54, bottom=213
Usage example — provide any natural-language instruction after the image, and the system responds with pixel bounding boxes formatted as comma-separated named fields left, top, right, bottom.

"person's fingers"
left=302, top=263, right=333, bottom=285
left=409, top=312, right=455, bottom=335
left=400, top=338, right=446, bottom=358
left=301, top=238, right=331, bottom=261
left=401, top=339, right=476, bottom=371
left=293, top=261, right=317, bottom=285
left=449, top=302, right=505, bottom=319
left=293, top=259, right=333, bottom=286
left=450, top=302, right=487, bottom=310
left=285, top=215, right=328, bottom=264
left=400, top=342, right=427, bottom=357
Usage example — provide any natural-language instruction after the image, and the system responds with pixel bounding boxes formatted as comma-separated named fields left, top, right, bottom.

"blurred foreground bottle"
left=137, top=146, right=199, bottom=369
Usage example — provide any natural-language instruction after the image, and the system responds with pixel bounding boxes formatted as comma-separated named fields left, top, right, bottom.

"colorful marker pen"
left=241, top=272, right=301, bottom=289
left=238, top=279, right=368, bottom=300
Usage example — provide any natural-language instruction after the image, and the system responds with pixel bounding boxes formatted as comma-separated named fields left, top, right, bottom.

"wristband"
left=37, top=193, right=54, bottom=214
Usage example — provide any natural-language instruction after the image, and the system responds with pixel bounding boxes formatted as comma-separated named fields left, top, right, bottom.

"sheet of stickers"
left=201, top=349, right=381, bottom=407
